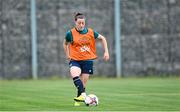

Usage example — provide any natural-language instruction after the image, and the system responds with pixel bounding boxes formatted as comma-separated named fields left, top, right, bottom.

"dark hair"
left=74, top=12, right=85, bottom=21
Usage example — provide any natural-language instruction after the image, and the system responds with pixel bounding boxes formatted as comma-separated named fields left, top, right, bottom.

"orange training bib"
left=69, top=28, right=97, bottom=60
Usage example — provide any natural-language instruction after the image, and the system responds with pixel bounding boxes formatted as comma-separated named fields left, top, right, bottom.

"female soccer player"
left=63, top=12, right=109, bottom=106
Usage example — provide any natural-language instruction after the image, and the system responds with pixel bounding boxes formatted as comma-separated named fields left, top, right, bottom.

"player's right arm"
left=63, top=30, right=73, bottom=61
left=63, top=39, right=71, bottom=61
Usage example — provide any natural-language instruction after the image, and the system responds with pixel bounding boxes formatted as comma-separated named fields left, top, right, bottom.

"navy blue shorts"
left=69, top=60, right=94, bottom=74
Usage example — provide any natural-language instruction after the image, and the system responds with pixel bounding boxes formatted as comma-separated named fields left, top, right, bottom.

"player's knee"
left=70, top=66, right=81, bottom=78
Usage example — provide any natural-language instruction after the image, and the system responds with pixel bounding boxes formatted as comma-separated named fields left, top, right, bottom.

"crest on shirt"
left=78, top=36, right=91, bottom=45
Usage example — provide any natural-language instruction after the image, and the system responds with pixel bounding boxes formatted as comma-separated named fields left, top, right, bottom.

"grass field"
left=0, top=78, right=180, bottom=111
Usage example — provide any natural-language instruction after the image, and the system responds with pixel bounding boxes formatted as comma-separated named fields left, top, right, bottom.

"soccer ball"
left=84, top=94, right=99, bottom=106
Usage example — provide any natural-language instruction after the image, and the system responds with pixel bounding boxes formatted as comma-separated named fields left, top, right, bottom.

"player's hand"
left=103, top=52, right=109, bottom=61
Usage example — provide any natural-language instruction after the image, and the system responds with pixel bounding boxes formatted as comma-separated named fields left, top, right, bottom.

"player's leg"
left=69, top=61, right=85, bottom=102
left=76, top=74, right=89, bottom=97
left=80, top=73, right=89, bottom=89
left=70, top=66, right=84, bottom=94
left=80, top=60, right=93, bottom=94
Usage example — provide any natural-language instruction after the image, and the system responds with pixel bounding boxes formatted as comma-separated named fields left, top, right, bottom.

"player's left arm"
left=97, top=34, right=110, bottom=61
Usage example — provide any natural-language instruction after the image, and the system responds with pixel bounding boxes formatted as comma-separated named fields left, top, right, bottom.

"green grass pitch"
left=0, top=78, right=180, bottom=111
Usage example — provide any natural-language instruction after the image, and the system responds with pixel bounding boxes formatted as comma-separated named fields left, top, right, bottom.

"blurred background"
left=0, top=0, right=180, bottom=79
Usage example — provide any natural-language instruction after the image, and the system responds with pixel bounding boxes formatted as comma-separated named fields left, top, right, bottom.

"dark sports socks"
left=73, top=76, right=84, bottom=96
left=77, top=88, right=86, bottom=97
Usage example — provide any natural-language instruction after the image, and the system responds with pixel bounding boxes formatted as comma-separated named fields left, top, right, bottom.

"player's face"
left=75, top=18, right=85, bottom=31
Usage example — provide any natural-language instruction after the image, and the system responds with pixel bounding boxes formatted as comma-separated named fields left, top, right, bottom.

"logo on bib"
left=80, top=46, right=90, bottom=52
